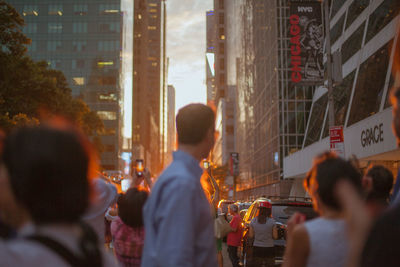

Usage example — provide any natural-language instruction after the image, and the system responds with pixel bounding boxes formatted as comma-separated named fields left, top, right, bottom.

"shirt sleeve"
left=154, top=181, right=197, bottom=267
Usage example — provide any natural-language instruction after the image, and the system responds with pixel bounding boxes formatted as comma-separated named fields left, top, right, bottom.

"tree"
left=0, top=1, right=104, bottom=146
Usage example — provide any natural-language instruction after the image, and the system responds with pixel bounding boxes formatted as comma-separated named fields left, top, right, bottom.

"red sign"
left=330, top=126, right=344, bottom=143
left=330, top=126, right=345, bottom=157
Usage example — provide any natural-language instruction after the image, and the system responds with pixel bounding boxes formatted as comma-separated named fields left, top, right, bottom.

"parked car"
left=240, top=197, right=317, bottom=266
left=236, top=201, right=252, bottom=211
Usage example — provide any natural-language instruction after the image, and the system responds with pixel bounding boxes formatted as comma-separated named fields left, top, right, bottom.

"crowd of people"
left=0, top=96, right=400, bottom=267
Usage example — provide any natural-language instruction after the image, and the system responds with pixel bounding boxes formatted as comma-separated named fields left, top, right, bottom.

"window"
left=72, top=59, right=85, bottom=69
left=100, top=128, right=116, bottom=136
left=47, top=40, right=62, bottom=51
left=219, top=13, right=224, bottom=24
left=23, top=23, right=37, bottom=34
left=148, top=26, right=157, bottom=30
left=72, top=77, right=85, bottom=86
left=73, top=23, right=88, bottom=33
left=97, top=111, right=117, bottom=121
left=98, top=41, right=120, bottom=51
left=99, top=4, right=120, bottom=14
left=98, top=93, right=117, bottom=102
left=99, top=22, right=120, bottom=33
left=220, top=58, right=225, bottom=70
left=98, top=76, right=117, bottom=85
left=48, top=23, right=62, bottom=33
left=334, top=70, right=356, bottom=126
left=219, top=0, right=224, bottom=9
left=219, top=43, right=225, bottom=54
left=365, top=0, right=400, bottom=43
left=330, top=14, right=345, bottom=45
left=304, top=93, right=328, bottom=147
left=74, top=4, right=88, bottom=15
left=72, top=41, right=87, bottom=52
left=345, top=0, right=369, bottom=29
left=341, top=22, right=365, bottom=63
left=104, top=145, right=115, bottom=152
left=48, top=60, right=61, bottom=69
left=23, top=5, right=38, bottom=16
left=331, top=0, right=345, bottom=18
left=347, top=41, right=392, bottom=126
left=48, top=4, right=63, bottom=16
left=97, top=61, right=114, bottom=68
left=28, top=41, right=37, bottom=52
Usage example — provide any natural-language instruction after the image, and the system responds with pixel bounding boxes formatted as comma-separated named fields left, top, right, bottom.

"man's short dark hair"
left=305, top=152, right=362, bottom=211
left=176, top=103, right=215, bottom=145
left=118, top=188, right=148, bottom=228
left=366, top=165, right=394, bottom=201
left=2, top=126, right=89, bottom=224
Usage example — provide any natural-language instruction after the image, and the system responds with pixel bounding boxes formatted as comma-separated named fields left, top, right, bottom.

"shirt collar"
left=173, top=150, right=203, bottom=178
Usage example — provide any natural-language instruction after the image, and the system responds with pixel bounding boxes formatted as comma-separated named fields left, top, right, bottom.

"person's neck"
left=178, top=144, right=202, bottom=162
left=319, top=205, right=344, bottom=219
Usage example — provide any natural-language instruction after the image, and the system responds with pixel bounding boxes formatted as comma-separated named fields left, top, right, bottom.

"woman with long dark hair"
left=248, top=201, right=278, bottom=267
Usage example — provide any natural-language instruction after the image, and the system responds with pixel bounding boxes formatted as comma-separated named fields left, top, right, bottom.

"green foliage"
left=0, top=1, right=104, bottom=140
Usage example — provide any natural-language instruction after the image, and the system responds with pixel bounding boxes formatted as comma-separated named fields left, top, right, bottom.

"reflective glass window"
left=348, top=40, right=392, bottom=126
left=73, top=23, right=88, bottom=33
left=48, top=23, right=62, bottom=33
left=334, top=70, right=356, bottom=125
left=331, top=0, right=345, bottom=18
left=341, top=22, right=365, bottom=63
left=27, top=40, right=37, bottom=52
left=345, top=0, right=369, bottom=29
left=304, top=93, right=328, bottom=147
left=365, top=0, right=400, bottom=43
left=72, top=41, right=87, bottom=52
left=97, top=111, right=117, bottom=121
left=23, top=5, right=38, bottom=16
left=23, top=23, right=37, bottom=34
left=47, top=40, right=62, bottom=51
left=331, top=14, right=345, bottom=45
left=74, top=4, right=88, bottom=15
left=48, top=4, right=63, bottom=16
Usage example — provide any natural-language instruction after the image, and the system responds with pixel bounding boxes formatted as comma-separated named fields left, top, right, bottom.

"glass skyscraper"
left=11, top=0, right=134, bottom=170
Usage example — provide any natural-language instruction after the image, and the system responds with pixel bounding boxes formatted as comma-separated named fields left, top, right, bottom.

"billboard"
left=289, top=1, right=324, bottom=85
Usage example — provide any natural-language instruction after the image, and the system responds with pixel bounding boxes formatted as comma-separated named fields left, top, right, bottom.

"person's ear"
left=362, top=176, right=373, bottom=192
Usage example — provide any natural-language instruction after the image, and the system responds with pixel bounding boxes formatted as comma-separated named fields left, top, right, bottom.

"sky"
left=166, top=0, right=213, bottom=114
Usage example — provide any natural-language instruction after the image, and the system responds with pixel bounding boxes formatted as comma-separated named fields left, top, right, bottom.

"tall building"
left=218, top=0, right=315, bottom=199
left=13, top=0, right=134, bottom=170
left=165, top=84, right=176, bottom=165
left=132, top=0, right=167, bottom=174
left=206, top=10, right=216, bottom=103
left=284, top=0, right=400, bottom=195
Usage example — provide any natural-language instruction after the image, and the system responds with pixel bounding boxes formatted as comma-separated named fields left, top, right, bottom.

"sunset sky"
left=166, top=0, right=212, bottom=113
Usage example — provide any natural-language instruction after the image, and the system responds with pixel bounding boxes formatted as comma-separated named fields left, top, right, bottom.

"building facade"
left=216, top=0, right=316, bottom=199
left=13, top=0, right=134, bottom=170
left=165, top=84, right=175, bottom=165
left=284, top=0, right=400, bottom=196
left=132, top=0, right=167, bottom=174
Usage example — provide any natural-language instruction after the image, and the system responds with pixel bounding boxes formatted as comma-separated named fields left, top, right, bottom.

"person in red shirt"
left=227, top=204, right=243, bottom=267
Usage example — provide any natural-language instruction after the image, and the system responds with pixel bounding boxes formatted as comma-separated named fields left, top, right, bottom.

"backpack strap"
left=26, top=235, right=85, bottom=267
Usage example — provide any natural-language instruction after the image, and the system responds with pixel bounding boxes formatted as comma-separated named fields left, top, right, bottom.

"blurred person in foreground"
left=248, top=201, right=278, bottom=267
left=335, top=87, right=400, bottom=267
left=111, top=188, right=148, bottom=267
left=0, top=126, right=118, bottom=266
left=282, top=152, right=362, bottom=267
left=362, top=165, right=393, bottom=218
left=141, top=103, right=218, bottom=267
left=226, top=204, right=243, bottom=267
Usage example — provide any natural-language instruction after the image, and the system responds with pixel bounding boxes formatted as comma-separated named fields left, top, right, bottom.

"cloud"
left=166, top=0, right=213, bottom=111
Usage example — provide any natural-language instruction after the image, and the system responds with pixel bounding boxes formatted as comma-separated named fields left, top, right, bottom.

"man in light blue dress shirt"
left=141, top=103, right=218, bottom=267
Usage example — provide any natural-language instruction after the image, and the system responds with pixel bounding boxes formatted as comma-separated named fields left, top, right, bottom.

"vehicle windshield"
left=272, top=205, right=317, bottom=224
